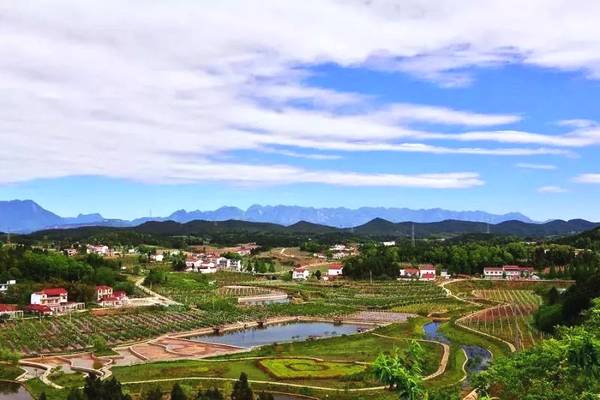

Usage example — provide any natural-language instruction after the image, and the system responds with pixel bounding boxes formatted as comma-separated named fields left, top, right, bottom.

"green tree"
left=142, top=385, right=163, bottom=400
left=67, top=388, right=84, bottom=400
left=170, top=383, right=187, bottom=400
left=231, top=372, right=253, bottom=400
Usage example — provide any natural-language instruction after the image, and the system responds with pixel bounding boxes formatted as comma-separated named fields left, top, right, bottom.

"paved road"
left=134, top=277, right=181, bottom=306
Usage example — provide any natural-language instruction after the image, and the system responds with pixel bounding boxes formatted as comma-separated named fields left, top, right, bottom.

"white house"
left=382, top=241, right=396, bottom=247
left=292, top=267, right=310, bottom=280
left=87, top=245, right=110, bottom=256
left=98, top=290, right=129, bottom=308
left=327, top=264, right=344, bottom=278
left=95, top=285, right=113, bottom=302
left=399, top=266, right=436, bottom=281
left=0, top=280, right=16, bottom=292
left=483, top=265, right=535, bottom=280
left=30, top=288, right=84, bottom=315
left=197, top=262, right=217, bottom=274
left=418, top=265, right=437, bottom=281
left=150, top=254, right=164, bottom=262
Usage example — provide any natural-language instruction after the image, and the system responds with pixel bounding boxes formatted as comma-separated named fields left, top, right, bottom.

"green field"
left=258, top=358, right=366, bottom=379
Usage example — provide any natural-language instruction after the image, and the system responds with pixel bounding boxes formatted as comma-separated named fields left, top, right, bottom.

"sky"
left=2, top=1, right=600, bottom=221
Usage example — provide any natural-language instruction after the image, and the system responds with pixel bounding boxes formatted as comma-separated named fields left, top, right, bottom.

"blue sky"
left=2, top=1, right=600, bottom=221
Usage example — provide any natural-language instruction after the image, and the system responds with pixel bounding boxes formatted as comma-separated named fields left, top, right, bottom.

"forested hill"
left=15, top=217, right=600, bottom=246
left=556, top=226, right=600, bottom=250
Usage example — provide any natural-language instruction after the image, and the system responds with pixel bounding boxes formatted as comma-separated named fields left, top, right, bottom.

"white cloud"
left=2, top=1, right=600, bottom=187
left=573, top=174, right=600, bottom=184
left=537, top=186, right=567, bottom=193
left=516, top=163, right=557, bottom=170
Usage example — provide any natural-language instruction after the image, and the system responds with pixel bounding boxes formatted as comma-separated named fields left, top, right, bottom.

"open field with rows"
left=472, top=289, right=542, bottom=305
left=256, top=280, right=448, bottom=309
left=459, top=303, right=545, bottom=349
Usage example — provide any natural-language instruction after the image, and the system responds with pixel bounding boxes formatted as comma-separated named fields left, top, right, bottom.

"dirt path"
left=135, top=277, right=181, bottom=306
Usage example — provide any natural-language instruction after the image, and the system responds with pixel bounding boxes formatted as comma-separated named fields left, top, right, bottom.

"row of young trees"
left=39, top=373, right=276, bottom=400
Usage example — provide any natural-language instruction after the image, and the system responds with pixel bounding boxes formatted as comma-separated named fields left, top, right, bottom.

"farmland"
left=457, top=285, right=549, bottom=349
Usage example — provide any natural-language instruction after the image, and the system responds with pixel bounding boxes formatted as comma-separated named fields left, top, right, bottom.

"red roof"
left=40, top=288, right=67, bottom=296
left=419, top=264, right=435, bottom=270
left=421, top=272, right=435, bottom=279
left=0, top=304, right=18, bottom=312
left=27, top=304, right=53, bottom=313
left=403, top=268, right=419, bottom=274
left=294, top=268, right=307, bottom=272
left=329, top=264, right=343, bottom=270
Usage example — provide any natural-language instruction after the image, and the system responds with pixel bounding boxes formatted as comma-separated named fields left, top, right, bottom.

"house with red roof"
left=96, top=285, right=113, bottom=301
left=0, top=304, right=23, bottom=319
left=292, top=267, right=310, bottom=280
left=30, top=288, right=85, bottom=315
left=399, top=265, right=437, bottom=281
left=327, top=263, right=344, bottom=278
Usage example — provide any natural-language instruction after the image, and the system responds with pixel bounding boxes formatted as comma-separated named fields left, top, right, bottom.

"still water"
left=189, top=322, right=365, bottom=348
left=0, top=382, right=33, bottom=400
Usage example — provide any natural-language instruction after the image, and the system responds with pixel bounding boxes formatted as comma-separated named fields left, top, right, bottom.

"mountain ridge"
left=0, top=199, right=570, bottom=234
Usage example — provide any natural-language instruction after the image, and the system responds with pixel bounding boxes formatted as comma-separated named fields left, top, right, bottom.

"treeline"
left=342, top=239, right=597, bottom=279
left=0, top=245, right=134, bottom=304
left=535, top=272, right=600, bottom=332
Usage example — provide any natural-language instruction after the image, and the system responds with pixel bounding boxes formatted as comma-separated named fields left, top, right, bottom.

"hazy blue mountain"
left=0, top=199, right=541, bottom=233
left=166, top=205, right=534, bottom=227
left=0, top=200, right=63, bottom=233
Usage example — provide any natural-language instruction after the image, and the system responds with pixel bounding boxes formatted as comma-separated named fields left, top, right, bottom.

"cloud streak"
left=1, top=1, right=598, bottom=188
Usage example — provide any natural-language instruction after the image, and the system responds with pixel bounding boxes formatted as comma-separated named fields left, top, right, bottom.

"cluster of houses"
left=0, top=284, right=131, bottom=320
left=293, top=263, right=344, bottom=281
left=328, top=244, right=357, bottom=260
left=483, top=265, right=538, bottom=280
left=185, top=253, right=243, bottom=273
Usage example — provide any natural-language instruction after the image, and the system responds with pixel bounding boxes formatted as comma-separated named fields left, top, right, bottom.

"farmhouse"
left=96, top=285, right=113, bottom=301
left=399, top=265, right=437, bottom=281
left=293, top=267, right=310, bottom=280
left=484, top=265, right=535, bottom=280
left=87, top=244, right=110, bottom=256
left=98, top=290, right=129, bottom=308
left=30, top=288, right=85, bottom=315
left=150, top=254, right=164, bottom=262
left=327, top=264, right=344, bottom=278
left=0, top=280, right=16, bottom=292
left=0, top=304, right=23, bottom=319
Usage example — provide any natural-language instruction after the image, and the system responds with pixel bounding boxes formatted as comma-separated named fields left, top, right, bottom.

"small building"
left=483, top=265, right=534, bottom=280
left=399, top=268, right=420, bottom=280
left=87, top=245, right=110, bottom=256
left=418, top=265, right=437, bottom=281
left=399, top=265, right=436, bottom=281
left=95, top=285, right=113, bottom=302
left=64, top=248, right=78, bottom=257
left=292, top=267, right=310, bottom=280
left=98, top=291, right=129, bottom=308
left=0, top=304, right=23, bottom=319
left=26, top=304, right=53, bottom=316
left=150, top=254, right=164, bottom=262
left=0, top=280, right=16, bottom=292
left=327, top=264, right=344, bottom=278
left=382, top=241, right=396, bottom=247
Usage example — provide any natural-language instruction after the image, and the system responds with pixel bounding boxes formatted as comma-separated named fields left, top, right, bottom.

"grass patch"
left=258, top=358, right=366, bottom=379
left=439, top=320, right=511, bottom=359
left=0, top=364, right=24, bottom=380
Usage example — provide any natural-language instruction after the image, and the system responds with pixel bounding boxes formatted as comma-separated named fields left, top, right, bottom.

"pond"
left=188, top=322, right=366, bottom=348
left=0, top=382, right=33, bottom=400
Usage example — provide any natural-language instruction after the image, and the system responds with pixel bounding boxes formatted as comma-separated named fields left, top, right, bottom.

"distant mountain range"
left=0, top=200, right=539, bottom=233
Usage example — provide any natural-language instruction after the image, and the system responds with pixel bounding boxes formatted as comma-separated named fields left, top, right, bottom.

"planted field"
left=460, top=304, right=545, bottom=349
left=258, top=358, right=366, bottom=379
left=258, top=281, right=447, bottom=309
left=472, top=289, right=542, bottom=306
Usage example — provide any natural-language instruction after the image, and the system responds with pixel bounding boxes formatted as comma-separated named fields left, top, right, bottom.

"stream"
left=423, top=322, right=492, bottom=384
